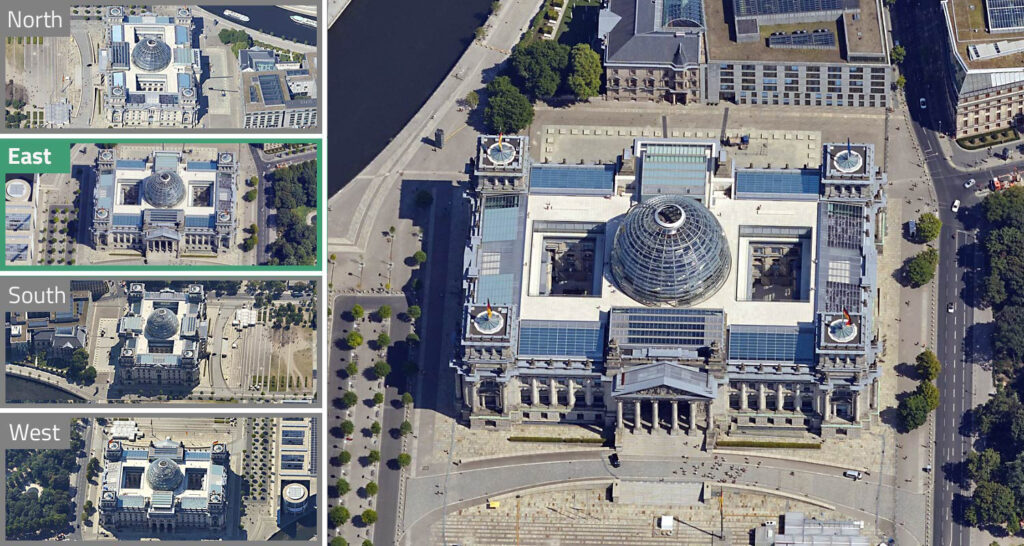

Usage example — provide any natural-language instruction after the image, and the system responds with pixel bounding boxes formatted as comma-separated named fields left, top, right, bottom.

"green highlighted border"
left=0, top=138, right=323, bottom=272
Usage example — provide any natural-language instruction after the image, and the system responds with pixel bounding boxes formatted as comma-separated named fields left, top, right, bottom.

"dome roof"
left=146, top=457, right=183, bottom=491
left=131, top=38, right=172, bottom=72
left=611, top=195, right=731, bottom=306
left=145, top=308, right=179, bottom=339
left=142, top=171, right=186, bottom=208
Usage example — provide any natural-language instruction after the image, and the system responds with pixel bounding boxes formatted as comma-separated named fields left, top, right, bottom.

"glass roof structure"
left=611, top=195, right=731, bottom=306
left=142, top=171, right=186, bottom=208
left=131, top=38, right=172, bottom=72
left=145, top=308, right=179, bottom=340
left=146, top=457, right=183, bottom=490
left=662, top=0, right=705, bottom=28
left=988, top=0, right=1024, bottom=31
left=728, top=324, right=816, bottom=363
left=518, top=320, right=605, bottom=359
left=733, top=0, right=847, bottom=17
left=734, top=169, right=821, bottom=200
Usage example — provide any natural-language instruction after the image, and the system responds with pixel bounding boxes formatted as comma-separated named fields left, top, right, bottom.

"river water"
left=200, top=5, right=318, bottom=45
left=6, top=375, right=86, bottom=403
left=327, top=0, right=492, bottom=194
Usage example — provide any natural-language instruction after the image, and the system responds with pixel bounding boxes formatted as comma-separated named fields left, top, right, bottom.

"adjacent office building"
left=99, top=6, right=201, bottom=128
left=100, top=437, right=229, bottom=533
left=6, top=291, right=91, bottom=364
left=453, top=135, right=886, bottom=442
left=599, top=0, right=892, bottom=107
left=90, top=148, right=238, bottom=259
left=116, top=283, right=208, bottom=388
left=242, top=53, right=319, bottom=129
left=5, top=176, right=35, bottom=265
left=277, top=417, right=318, bottom=520
left=941, top=0, right=1024, bottom=137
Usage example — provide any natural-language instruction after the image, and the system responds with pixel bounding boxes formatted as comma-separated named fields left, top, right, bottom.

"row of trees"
left=897, top=349, right=940, bottom=430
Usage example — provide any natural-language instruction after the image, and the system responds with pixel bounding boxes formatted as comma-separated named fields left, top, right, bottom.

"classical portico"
left=611, top=362, right=716, bottom=436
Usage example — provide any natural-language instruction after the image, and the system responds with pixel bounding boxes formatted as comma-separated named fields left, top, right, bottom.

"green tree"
left=407, top=305, right=421, bottom=319
left=916, top=212, right=942, bottom=242
left=915, top=349, right=941, bottom=381
left=464, top=90, right=480, bottom=108
left=397, top=453, right=412, bottom=468
left=341, top=390, right=359, bottom=408
left=376, top=332, right=391, bottom=347
left=898, top=393, right=930, bottom=430
left=412, top=250, right=427, bottom=265
left=339, top=450, right=352, bottom=465
left=243, top=189, right=257, bottom=202
left=407, top=332, right=421, bottom=343
left=351, top=304, right=364, bottom=320
left=341, top=420, right=355, bottom=436
left=335, top=478, right=350, bottom=496
left=365, top=481, right=379, bottom=496
left=896, top=74, right=906, bottom=89
left=907, top=248, right=938, bottom=287
left=370, top=421, right=382, bottom=435
left=372, top=392, right=384, bottom=405
left=968, top=449, right=1003, bottom=483
left=377, top=305, right=392, bottom=320
left=400, top=420, right=413, bottom=436
left=511, top=41, right=570, bottom=98
left=367, top=450, right=381, bottom=464
left=329, top=505, right=350, bottom=526
left=965, top=481, right=1018, bottom=528
left=362, top=541, right=374, bottom=546
left=917, top=380, right=940, bottom=411
left=567, top=44, right=602, bottom=100
left=891, top=44, right=906, bottom=64
left=346, top=361, right=359, bottom=377
left=361, top=509, right=378, bottom=525
left=484, top=77, right=534, bottom=133
left=331, top=538, right=349, bottom=546
left=995, top=305, right=1024, bottom=362
left=373, top=360, right=392, bottom=379
left=346, top=331, right=364, bottom=348
left=402, top=392, right=414, bottom=406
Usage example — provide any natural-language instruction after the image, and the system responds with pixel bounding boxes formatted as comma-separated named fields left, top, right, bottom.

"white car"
left=951, top=199, right=960, bottom=213
left=964, top=178, right=976, bottom=189
left=947, top=302, right=955, bottom=313
left=920, top=97, right=927, bottom=109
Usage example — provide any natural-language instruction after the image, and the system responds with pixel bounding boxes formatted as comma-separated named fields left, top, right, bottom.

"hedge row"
left=507, top=436, right=605, bottom=444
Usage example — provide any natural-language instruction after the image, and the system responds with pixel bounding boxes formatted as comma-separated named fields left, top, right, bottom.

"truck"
left=991, top=169, right=1021, bottom=191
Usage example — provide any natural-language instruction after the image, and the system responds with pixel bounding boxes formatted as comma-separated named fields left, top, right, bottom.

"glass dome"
left=143, top=171, right=186, bottom=208
left=131, top=38, right=172, bottom=72
left=145, top=308, right=179, bottom=339
left=611, top=195, right=731, bottom=306
left=146, top=457, right=183, bottom=490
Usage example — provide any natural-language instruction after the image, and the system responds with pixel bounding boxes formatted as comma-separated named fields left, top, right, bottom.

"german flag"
left=486, top=299, right=492, bottom=320
left=843, top=308, right=852, bottom=325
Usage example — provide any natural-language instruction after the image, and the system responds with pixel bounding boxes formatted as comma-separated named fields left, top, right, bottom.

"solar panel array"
left=728, top=324, right=816, bottom=363
left=989, top=0, right=1024, bottom=31
left=733, top=0, right=846, bottom=17
left=767, top=30, right=837, bottom=49
left=735, top=169, right=821, bottom=198
left=529, top=165, right=615, bottom=195
left=257, top=74, right=285, bottom=106
left=518, top=320, right=605, bottom=359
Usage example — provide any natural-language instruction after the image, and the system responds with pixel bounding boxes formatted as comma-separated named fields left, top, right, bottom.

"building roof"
left=601, top=0, right=703, bottom=68
left=613, top=361, right=717, bottom=398
left=944, top=0, right=1024, bottom=71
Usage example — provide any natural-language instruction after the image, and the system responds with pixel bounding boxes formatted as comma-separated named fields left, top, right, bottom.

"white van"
left=844, top=470, right=863, bottom=480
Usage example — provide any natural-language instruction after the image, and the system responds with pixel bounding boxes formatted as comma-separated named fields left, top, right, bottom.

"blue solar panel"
left=257, top=74, right=285, bottom=106
left=6, top=213, right=30, bottom=230
left=113, top=214, right=141, bottom=226
left=735, top=169, right=820, bottom=199
left=530, top=165, right=615, bottom=195
left=989, top=0, right=1024, bottom=30
left=640, top=144, right=710, bottom=200
left=174, top=25, right=188, bottom=45
left=116, top=159, right=147, bottom=170
left=186, top=161, right=217, bottom=171
left=477, top=274, right=516, bottom=306
left=767, top=30, right=836, bottom=49
left=481, top=207, right=520, bottom=242
left=518, top=320, right=605, bottom=359
left=728, top=324, right=815, bottom=363
left=734, top=0, right=847, bottom=17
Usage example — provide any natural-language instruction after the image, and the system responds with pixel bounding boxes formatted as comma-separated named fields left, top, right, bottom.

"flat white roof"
left=518, top=191, right=818, bottom=325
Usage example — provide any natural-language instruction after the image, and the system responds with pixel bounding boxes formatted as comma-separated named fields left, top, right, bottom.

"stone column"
left=688, top=401, right=697, bottom=433
left=652, top=400, right=660, bottom=433
left=584, top=379, right=594, bottom=407
left=616, top=400, right=623, bottom=429
left=462, top=383, right=473, bottom=408
left=758, top=383, right=767, bottom=411
left=531, top=378, right=539, bottom=406
left=705, top=401, right=714, bottom=430
left=513, top=378, right=523, bottom=406
left=793, top=386, right=802, bottom=413
left=567, top=379, right=577, bottom=407
left=852, top=391, right=861, bottom=421
left=776, top=383, right=785, bottom=411
left=823, top=390, right=832, bottom=421
left=633, top=400, right=642, bottom=431
left=471, top=382, right=480, bottom=410
left=548, top=378, right=557, bottom=406
left=671, top=400, right=679, bottom=434
left=740, top=383, right=749, bottom=410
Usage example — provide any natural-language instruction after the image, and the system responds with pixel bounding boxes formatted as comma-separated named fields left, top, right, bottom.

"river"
left=6, top=375, right=86, bottom=403
left=200, top=5, right=317, bottom=45
left=327, top=0, right=492, bottom=194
